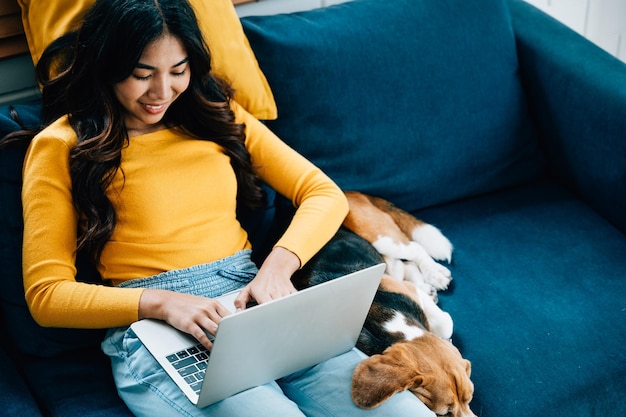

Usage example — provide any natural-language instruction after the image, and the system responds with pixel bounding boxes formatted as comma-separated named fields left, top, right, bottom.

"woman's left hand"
left=234, top=246, right=300, bottom=310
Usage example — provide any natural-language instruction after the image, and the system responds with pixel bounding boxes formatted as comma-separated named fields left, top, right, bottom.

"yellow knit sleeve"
left=232, top=103, right=349, bottom=266
left=21, top=118, right=143, bottom=328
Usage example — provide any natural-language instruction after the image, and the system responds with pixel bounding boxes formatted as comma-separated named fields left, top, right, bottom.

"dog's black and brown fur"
left=292, top=192, right=476, bottom=417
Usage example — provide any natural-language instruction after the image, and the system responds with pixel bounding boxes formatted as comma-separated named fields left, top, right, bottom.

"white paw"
left=384, top=257, right=406, bottom=281
left=430, top=310, right=454, bottom=340
left=402, top=262, right=437, bottom=298
left=376, top=237, right=451, bottom=292
left=416, top=287, right=454, bottom=339
left=411, top=224, right=453, bottom=263
left=417, top=258, right=452, bottom=291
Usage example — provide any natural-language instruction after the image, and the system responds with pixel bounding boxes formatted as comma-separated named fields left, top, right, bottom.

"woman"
left=13, top=0, right=434, bottom=416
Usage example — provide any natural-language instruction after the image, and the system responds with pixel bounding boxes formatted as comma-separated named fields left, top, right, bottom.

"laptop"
left=130, top=263, right=385, bottom=408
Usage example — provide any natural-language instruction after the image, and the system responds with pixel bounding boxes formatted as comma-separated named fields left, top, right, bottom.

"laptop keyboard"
left=166, top=343, right=210, bottom=394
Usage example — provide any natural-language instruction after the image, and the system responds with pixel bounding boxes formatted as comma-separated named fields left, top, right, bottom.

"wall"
left=236, top=0, right=349, bottom=16
left=522, top=0, right=626, bottom=62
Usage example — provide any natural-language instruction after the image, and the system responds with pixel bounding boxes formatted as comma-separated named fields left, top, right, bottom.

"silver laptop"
left=130, top=263, right=385, bottom=408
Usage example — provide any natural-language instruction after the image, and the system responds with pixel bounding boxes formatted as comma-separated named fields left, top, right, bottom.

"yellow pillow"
left=17, top=0, right=277, bottom=120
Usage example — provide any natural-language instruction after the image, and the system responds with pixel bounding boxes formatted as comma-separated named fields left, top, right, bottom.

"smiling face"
left=113, top=34, right=191, bottom=136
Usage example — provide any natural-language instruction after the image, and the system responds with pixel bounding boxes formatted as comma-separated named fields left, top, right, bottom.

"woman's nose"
left=148, top=74, right=170, bottom=100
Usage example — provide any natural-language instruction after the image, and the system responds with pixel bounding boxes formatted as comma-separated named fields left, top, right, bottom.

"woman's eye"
left=172, top=69, right=187, bottom=77
left=132, top=73, right=151, bottom=81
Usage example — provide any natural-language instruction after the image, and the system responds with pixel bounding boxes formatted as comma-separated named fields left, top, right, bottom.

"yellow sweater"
left=22, top=103, right=348, bottom=328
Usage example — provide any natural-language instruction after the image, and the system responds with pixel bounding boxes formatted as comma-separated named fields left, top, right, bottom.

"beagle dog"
left=291, top=191, right=476, bottom=417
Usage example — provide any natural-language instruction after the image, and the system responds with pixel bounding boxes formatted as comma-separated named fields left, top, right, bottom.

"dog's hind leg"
left=343, top=192, right=452, bottom=290
left=366, top=194, right=453, bottom=263
left=411, top=224, right=453, bottom=264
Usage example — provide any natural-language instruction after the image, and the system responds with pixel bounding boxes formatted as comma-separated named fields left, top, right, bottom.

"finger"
left=255, top=287, right=293, bottom=304
left=214, top=301, right=233, bottom=318
left=234, top=288, right=251, bottom=311
left=251, top=289, right=273, bottom=305
left=198, top=301, right=232, bottom=331
left=283, top=285, right=298, bottom=297
left=190, top=324, right=215, bottom=351
left=206, top=301, right=232, bottom=322
left=271, top=284, right=298, bottom=299
left=194, top=314, right=219, bottom=336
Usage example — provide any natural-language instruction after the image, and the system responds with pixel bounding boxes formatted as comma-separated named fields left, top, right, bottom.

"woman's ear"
left=351, top=349, right=423, bottom=409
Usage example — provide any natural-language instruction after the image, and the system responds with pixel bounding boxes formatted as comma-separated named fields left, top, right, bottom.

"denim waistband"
left=116, top=250, right=257, bottom=299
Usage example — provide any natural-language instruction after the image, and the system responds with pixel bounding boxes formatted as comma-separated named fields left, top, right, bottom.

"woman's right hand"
left=138, top=289, right=232, bottom=350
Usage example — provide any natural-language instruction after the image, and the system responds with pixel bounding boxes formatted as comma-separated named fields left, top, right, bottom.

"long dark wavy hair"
left=4, top=0, right=265, bottom=262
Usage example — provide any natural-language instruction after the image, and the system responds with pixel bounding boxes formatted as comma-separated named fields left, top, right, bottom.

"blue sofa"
left=1, top=0, right=625, bottom=415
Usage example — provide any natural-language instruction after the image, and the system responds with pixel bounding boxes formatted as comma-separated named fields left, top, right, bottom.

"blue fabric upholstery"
left=0, top=344, right=43, bottom=416
left=416, top=180, right=626, bottom=416
left=18, top=347, right=134, bottom=417
left=1, top=0, right=625, bottom=415
left=242, top=0, right=544, bottom=212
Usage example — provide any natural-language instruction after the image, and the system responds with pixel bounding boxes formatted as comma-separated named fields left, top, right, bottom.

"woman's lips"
left=142, top=103, right=167, bottom=114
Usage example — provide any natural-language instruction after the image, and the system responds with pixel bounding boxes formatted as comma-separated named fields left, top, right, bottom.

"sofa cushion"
left=18, top=346, right=133, bottom=417
left=416, top=180, right=626, bottom=416
left=242, top=0, right=543, bottom=211
left=0, top=344, right=43, bottom=416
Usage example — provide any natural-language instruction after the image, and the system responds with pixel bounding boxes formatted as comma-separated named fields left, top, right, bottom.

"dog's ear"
left=456, top=359, right=475, bottom=406
left=464, top=359, right=472, bottom=376
left=352, top=350, right=423, bottom=409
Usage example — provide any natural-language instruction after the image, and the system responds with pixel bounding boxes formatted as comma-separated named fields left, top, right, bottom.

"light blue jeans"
left=101, top=250, right=434, bottom=417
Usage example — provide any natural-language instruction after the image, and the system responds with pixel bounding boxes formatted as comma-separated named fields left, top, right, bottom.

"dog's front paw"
left=430, top=310, right=454, bottom=340
left=416, top=288, right=454, bottom=339
left=402, top=262, right=438, bottom=299
left=411, top=224, right=453, bottom=263
left=418, top=259, right=452, bottom=291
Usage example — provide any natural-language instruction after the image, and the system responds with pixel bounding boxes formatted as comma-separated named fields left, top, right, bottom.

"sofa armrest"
left=509, top=0, right=626, bottom=233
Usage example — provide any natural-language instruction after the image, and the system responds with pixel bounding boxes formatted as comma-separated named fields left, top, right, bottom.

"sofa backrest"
left=0, top=103, right=108, bottom=357
left=242, top=0, right=544, bottom=212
